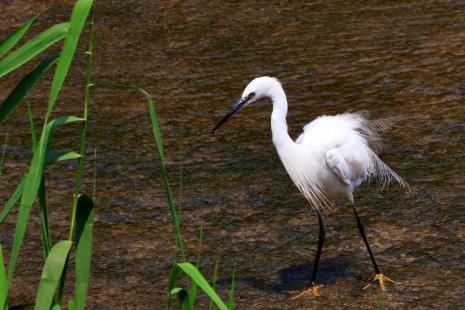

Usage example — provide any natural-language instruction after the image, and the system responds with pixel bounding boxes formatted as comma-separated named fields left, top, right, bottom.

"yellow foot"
left=363, top=273, right=400, bottom=291
left=291, top=284, right=324, bottom=299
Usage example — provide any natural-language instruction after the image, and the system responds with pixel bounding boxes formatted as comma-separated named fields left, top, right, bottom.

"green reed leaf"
left=45, top=151, right=81, bottom=165
left=167, top=260, right=181, bottom=308
left=26, top=98, right=52, bottom=259
left=228, top=267, right=236, bottom=310
left=0, top=132, right=9, bottom=180
left=170, top=287, right=191, bottom=310
left=0, top=15, right=38, bottom=58
left=0, top=54, right=59, bottom=124
left=0, top=177, right=24, bottom=224
left=189, top=224, right=204, bottom=308
left=208, top=259, right=220, bottom=310
left=143, top=88, right=185, bottom=260
left=46, top=0, right=93, bottom=117
left=0, top=23, right=68, bottom=78
left=74, top=194, right=95, bottom=310
left=168, top=263, right=229, bottom=310
left=0, top=150, right=81, bottom=224
left=34, top=240, right=72, bottom=310
left=7, top=116, right=84, bottom=282
left=38, top=178, right=51, bottom=258
left=0, top=245, right=7, bottom=309
left=93, top=83, right=185, bottom=260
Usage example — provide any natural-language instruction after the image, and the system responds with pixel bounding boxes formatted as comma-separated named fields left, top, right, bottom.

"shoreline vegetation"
left=0, top=1, right=235, bottom=309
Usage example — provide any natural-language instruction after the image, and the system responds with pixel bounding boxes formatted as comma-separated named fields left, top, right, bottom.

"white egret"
left=212, top=76, right=409, bottom=298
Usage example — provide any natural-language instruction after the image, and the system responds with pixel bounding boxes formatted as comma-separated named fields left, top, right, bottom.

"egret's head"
left=212, top=76, right=281, bottom=132
left=241, top=76, right=281, bottom=104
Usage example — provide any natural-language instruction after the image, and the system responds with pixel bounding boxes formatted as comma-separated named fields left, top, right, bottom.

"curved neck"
left=270, top=86, right=294, bottom=148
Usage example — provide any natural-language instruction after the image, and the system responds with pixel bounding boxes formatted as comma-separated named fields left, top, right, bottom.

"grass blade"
left=0, top=245, right=7, bottom=309
left=68, top=1, right=94, bottom=244
left=2, top=105, right=35, bottom=228
left=170, top=287, right=191, bottom=310
left=46, top=0, right=93, bottom=117
left=143, top=88, right=185, bottom=260
left=188, top=224, right=204, bottom=308
left=45, top=151, right=81, bottom=165
left=74, top=194, right=95, bottom=310
left=167, top=260, right=181, bottom=310
left=0, top=15, right=38, bottom=58
left=26, top=99, right=51, bottom=259
left=169, top=263, right=229, bottom=310
left=228, top=267, right=236, bottom=310
left=0, top=54, right=59, bottom=124
left=92, top=149, right=96, bottom=201
left=0, top=177, right=25, bottom=223
left=0, top=150, right=81, bottom=224
left=93, top=83, right=185, bottom=260
left=7, top=116, right=84, bottom=282
left=73, top=2, right=94, bottom=195
left=27, top=102, right=38, bottom=149
left=0, top=132, right=9, bottom=180
left=0, top=23, right=68, bottom=78
left=208, top=259, right=220, bottom=310
left=34, top=240, right=72, bottom=310
left=38, top=179, right=51, bottom=257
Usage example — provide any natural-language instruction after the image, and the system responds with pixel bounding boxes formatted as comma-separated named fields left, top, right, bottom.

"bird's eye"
left=247, top=92, right=256, bottom=100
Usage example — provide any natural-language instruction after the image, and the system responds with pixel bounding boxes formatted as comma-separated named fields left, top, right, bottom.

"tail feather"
left=351, top=111, right=393, bottom=153
left=366, top=147, right=411, bottom=191
left=352, top=111, right=410, bottom=191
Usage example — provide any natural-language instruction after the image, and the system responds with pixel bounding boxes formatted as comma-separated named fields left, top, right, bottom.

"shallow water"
left=1, top=0, right=465, bottom=308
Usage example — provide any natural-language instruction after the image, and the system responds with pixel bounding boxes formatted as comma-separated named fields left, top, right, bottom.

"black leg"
left=352, top=204, right=380, bottom=274
left=291, top=209, right=326, bottom=299
left=310, top=209, right=325, bottom=285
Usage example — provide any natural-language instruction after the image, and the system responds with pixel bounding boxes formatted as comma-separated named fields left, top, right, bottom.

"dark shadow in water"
left=241, top=255, right=356, bottom=294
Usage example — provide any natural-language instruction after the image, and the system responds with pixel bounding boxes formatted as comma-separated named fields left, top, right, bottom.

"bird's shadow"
left=242, top=255, right=356, bottom=294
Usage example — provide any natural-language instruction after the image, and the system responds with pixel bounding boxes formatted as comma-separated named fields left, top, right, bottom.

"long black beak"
left=211, top=98, right=247, bottom=133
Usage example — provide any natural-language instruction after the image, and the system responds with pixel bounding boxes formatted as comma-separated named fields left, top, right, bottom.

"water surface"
left=1, top=0, right=464, bottom=308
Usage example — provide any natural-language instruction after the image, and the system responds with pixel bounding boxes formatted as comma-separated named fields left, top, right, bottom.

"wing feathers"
left=293, top=111, right=410, bottom=209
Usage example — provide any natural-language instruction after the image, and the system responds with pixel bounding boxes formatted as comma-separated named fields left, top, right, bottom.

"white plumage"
left=289, top=112, right=408, bottom=211
left=212, top=76, right=409, bottom=294
left=234, top=76, right=408, bottom=212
